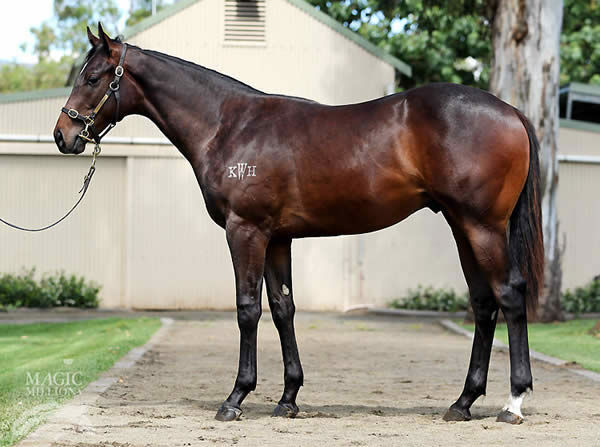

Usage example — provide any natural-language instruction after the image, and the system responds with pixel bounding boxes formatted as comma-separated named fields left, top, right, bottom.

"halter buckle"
left=109, top=80, right=120, bottom=91
left=67, top=109, right=78, bottom=119
left=78, top=126, right=95, bottom=143
left=115, top=66, right=124, bottom=77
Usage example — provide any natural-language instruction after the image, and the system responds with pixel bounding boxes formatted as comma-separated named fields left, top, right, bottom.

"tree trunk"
left=489, top=0, right=564, bottom=322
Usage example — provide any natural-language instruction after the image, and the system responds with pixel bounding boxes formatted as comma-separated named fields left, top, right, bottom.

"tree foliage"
left=49, top=0, right=121, bottom=57
left=308, top=0, right=493, bottom=89
left=0, top=57, right=73, bottom=93
left=1, top=0, right=598, bottom=94
left=560, top=0, right=600, bottom=85
left=308, top=0, right=599, bottom=89
left=0, top=1, right=121, bottom=93
left=127, top=0, right=168, bottom=27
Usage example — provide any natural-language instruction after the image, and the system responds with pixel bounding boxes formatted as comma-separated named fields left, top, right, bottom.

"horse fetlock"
left=511, top=381, right=533, bottom=398
left=284, top=368, right=304, bottom=388
left=234, top=375, right=257, bottom=393
left=467, top=382, right=487, bottom=400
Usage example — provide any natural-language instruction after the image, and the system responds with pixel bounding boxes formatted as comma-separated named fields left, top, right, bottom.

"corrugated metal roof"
left=0, top=87, right=70, bottom=104
left=563, top=82, right=600, bottom=97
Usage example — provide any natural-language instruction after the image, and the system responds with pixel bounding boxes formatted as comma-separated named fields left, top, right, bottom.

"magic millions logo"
left=25, top=359, right=82, bottom=397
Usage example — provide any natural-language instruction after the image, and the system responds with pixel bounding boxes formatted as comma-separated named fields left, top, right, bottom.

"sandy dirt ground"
left=19, top=312, right=600, bottom=446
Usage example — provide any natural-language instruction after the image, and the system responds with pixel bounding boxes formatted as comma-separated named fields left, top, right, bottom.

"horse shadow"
left=172, top=399, right=533, bottom=421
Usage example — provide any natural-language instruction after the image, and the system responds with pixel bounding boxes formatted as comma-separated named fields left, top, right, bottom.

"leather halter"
left=0, top=44, right=129, bottom=232
left=61, top=43, right=128, bottom=144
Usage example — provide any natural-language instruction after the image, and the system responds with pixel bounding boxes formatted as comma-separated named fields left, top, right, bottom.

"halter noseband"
left=61, top=43, right=128, bottom=144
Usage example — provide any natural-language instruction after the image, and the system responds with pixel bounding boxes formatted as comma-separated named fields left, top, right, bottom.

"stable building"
left=0, top=0, right=598, bottom=311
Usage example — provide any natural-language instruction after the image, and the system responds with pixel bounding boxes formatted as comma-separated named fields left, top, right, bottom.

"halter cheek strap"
left=61, top=43, right=128, bottom=144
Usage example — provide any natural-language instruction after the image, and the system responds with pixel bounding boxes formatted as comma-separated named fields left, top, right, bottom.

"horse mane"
left=138, top=47, right=263, bottom=94
left=81, top=37, right=262, bottom=94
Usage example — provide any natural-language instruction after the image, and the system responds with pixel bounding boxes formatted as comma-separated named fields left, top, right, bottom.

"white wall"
left=0, top=0, right=598, bottom=309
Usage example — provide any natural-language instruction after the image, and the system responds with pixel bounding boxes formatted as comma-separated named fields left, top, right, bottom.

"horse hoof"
left=496, top=410, right=523, bottom=424
left=443, top=406, right=471, bottom=422
left=272, top=402, right=299, bottom=418
left=215, top=404, right=242, bottom=421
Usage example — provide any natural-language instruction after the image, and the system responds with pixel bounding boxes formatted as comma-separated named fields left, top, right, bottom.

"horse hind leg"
left=264, top=238, right=304, bottom=418
left=461, top=219, right=532, bottom=424
left=444, top=223, right=499, bottom=422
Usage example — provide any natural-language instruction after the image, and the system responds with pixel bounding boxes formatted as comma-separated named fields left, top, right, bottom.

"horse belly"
left=280, top=177, right=426, bottom=238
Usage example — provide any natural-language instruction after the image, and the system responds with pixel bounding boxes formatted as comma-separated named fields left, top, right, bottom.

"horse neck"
left=125, top=47, right=257, bottom=163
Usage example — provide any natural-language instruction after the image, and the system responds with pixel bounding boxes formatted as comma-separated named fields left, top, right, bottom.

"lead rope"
left=0, top=144, right=101, bottom=232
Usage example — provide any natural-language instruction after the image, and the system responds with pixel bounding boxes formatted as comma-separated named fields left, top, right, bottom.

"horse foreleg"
left=215, top=218, right=269, bottom=422
left=264, top=238, right=304, bottom=418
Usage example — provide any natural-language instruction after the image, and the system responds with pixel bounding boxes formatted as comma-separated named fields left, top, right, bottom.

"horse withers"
left=54, top=24, right=544, bottom=425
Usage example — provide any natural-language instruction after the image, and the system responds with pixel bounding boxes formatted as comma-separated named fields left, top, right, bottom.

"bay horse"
left=54, top=25, right=544, bottom=425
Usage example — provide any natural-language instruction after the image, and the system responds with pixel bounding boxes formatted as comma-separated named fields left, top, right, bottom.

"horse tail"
left=510, top=109, right=545, bottom=315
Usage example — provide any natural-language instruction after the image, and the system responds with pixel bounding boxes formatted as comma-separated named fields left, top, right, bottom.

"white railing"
left=0, top=134, right=171, bottom=145
left=1, top=135, right=600, bottom=164
left=557, top=154, right=600, bottom=165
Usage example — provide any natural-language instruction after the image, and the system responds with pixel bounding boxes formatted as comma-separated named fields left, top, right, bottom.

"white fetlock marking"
left=502, top=389, right=531, bottom=418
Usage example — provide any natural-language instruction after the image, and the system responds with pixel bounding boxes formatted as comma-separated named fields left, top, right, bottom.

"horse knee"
left=270, top=298, right=295, bottom=326
left=237, top=299, right=261, bottom=330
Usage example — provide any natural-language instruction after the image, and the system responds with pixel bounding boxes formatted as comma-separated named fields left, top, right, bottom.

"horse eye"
left=87, top=77, right=99, bottom=86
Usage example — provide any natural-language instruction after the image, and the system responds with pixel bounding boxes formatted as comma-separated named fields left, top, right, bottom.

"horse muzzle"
left=54, top=127, right=87, bottom=155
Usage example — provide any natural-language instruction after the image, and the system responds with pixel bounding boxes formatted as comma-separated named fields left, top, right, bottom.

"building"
left=0, top=0, right=598, bottom=311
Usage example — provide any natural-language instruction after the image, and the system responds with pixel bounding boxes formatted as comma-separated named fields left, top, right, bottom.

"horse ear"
left=87, top=26, right=100, bottom=47
left=97, top=22, right=111, bottom=55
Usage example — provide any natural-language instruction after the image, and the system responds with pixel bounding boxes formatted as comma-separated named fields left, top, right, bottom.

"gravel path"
left=17, top=312, right=600, bottom=446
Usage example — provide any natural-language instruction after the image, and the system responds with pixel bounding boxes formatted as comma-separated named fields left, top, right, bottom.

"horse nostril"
left=55, top=129, right=65, bottom=148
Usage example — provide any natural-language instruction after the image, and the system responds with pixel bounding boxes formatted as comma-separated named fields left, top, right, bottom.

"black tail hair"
left=510, top=109, right=545, bottom=315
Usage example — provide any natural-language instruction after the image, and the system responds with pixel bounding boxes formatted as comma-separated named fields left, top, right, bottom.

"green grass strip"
left=0, top=317, right=161, bottom=446
left=461, top=319, right=600, bottom=373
